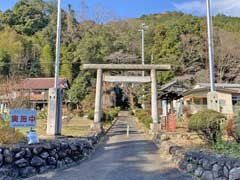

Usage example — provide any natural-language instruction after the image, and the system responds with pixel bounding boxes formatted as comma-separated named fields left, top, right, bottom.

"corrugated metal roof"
left=21, top=78, right=69, bottom=90
left=195, top=83, right=240, bottom=89
left=184, top=87, right=240, bottom=96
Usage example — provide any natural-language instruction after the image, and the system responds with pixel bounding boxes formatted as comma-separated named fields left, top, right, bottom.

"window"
left=203, top=98, right=207, bottom=105
left=232, top=96, right=240, bottom=105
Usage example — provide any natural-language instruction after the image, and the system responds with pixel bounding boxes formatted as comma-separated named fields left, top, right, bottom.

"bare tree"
left=214, top=29, right=240, bottom=83
left=0, top=76, right=30, bottom=109
left=77, top=0, right=89, bottom=22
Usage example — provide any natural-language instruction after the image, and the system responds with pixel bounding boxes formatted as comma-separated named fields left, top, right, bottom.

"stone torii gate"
left=83, top=64, right=171, bottom=133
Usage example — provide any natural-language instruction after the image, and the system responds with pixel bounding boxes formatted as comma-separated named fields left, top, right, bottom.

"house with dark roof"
left=22, top=78, right=69, bottom=108
left=183, top=83, right=240, bottom=116
left=0, top=78, right=69, bottom=111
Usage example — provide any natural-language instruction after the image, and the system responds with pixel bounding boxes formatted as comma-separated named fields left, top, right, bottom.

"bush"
left=87, top=109, right=94, bottom=120
left=103, top=107, right=120, bottom=122
left=72, top=109, right=84, bottom=117
left=188, top=109, right=226, bottom=143
left=37, top=107, right=47, bottom=120
left=0, top=119, right=25, bottom=145
left=233, top=111, right=240, bottom=143
left=136, top=109, right=152, bottom=129
left=128, top=109, right=134, bottom=116
left=213, top=141, right=240, bottom=158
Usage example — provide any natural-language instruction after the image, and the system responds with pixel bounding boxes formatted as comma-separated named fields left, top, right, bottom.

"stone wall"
left=0, top=135, right=100, bottom=179
left=154, top=134, right=240, bottom=180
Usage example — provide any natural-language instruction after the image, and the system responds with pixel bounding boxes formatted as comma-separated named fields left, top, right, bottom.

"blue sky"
left=1, top=0, right=239, bottom=19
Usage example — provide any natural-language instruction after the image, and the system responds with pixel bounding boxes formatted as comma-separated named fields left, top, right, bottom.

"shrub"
left=103, top=107, right=120, bottom=122
left=233, top=111, right=240, bottom=143
left=37, top=107, right=47, bottom=120
left=188, top=109, right=226, bottom=143
left=136, top=109, right=152, bottom=129
left=213, top=141, right=240, bottom=158
left=128, top=109, right=134, bottom=115
left=72, top=109, right=84, bottom=117
left=142, top=116, right=152, bottom=129
left=0, top=119, right=25, bottom=145
left=87, top=109, right=94, bottom=120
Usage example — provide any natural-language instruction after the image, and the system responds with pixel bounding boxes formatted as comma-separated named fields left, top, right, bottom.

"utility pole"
left=47, top=0, right=62, bottom=136
left=139, top=23, right=148, bottom=110
left=139, top=23, right=148, bottom=76
left=206, top=0, right=219, bottom=112
left=54, top=0, right=62, bottom=88
left=206, top=0, right=215, bottom=92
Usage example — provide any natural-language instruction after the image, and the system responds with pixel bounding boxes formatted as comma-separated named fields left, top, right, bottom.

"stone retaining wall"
left=154, top=134, right=240, bottom=180
left=0, top=135, right=100, bottom=179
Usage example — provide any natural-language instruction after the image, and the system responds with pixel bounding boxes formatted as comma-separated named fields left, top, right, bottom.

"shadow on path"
left=29, top=112, right=193, bottom=180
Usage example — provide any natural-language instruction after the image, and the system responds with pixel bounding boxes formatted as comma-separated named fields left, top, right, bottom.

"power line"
left=0, top=61, right=82, bottom=66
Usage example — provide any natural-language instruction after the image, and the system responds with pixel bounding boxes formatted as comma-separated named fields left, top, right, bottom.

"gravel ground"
left=29, top=112, right=193, bottom=180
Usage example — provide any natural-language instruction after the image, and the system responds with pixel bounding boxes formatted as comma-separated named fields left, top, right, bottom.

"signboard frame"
left=10, top=109, right=37, bottom=128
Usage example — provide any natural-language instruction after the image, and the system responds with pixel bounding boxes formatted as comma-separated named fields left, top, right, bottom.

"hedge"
left=188, top=109, right=226, bottom=143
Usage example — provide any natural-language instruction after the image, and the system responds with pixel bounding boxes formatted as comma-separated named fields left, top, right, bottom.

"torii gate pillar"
left=151, top=69, right=160, bottom=133
left=84, top=64, right=171, bottom=134
left=92, top=68, right=103, bottom=132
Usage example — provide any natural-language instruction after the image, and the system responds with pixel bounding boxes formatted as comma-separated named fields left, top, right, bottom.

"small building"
left=183, top=83, right=240, bottom=117
left=158, top=80, right=189, bottom=119
left=0, top=78, right=69, bottom=112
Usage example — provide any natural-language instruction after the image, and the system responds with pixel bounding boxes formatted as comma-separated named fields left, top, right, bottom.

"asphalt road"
left=29, top=112, right=193, bottom=180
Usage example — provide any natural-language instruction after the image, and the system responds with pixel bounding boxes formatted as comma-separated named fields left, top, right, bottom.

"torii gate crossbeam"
left=83, top=64, right=171, bottom=134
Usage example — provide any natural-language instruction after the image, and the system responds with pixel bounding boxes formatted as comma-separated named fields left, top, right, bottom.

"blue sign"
left=10, top=109, right=37, bottom=128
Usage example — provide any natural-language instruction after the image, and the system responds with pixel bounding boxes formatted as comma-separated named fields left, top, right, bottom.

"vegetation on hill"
left=1, top=0, right=240, bottom=107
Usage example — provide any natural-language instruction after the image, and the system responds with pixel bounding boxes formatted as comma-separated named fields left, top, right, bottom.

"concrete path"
left=29, top=112, right=193, bottom=180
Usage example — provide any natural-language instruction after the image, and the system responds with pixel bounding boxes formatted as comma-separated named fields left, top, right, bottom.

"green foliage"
left=67, top=72, right=92, bottom=106
left=86, top=107, right=120, bottom=121
left=37, top=107, right=47, bottom=120
left=1, top=1, right=240, bottom=108
left=0, top=0, right=49, bottom=35
left=40, top=44, right=54, bottom=76
left=60, top=45, right=73, bottom=82
left=188, top=110, right=226, bottom=143
left=103, top=107, right=120, bottom=121
left=0, top=49, right=10, bottom=75
left=233, top=111, right=240, bottom=143
left=136, top=109, right=152, bottom=129
left=87, top=109, right=94, bottom=120
left=0, top=116, right=25, bottom=144
left=81, top=92, right=95, bottom=114
left=75, top=27, right=113, bottom=64
left=213, top=141, right=240, bottom=159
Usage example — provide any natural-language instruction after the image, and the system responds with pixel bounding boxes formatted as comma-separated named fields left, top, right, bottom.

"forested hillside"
left=0, top=0, right=240, bottom=107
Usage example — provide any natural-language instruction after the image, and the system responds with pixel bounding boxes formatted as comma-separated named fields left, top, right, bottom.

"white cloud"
left=173, top=0, right=240, bottom=17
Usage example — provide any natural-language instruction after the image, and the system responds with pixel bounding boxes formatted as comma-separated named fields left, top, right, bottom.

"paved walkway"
left=30, top=112, right=193, bottom=180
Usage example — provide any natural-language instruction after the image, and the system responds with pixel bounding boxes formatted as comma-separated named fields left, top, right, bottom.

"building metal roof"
left=195, top=83, right=240, bottom=89
left=21, top=78, right=69, bottom=90
left=183, top=87, right=240, bottom=96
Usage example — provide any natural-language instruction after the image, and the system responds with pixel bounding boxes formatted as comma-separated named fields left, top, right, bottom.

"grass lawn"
left=17, top=116, right=111, bottom=140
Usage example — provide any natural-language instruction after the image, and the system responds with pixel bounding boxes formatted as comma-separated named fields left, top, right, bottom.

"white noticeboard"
left=10, top=109, right=37, bottom=128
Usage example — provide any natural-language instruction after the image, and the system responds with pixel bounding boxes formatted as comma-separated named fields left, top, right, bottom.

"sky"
left=0, top=0, right=239, bottom=19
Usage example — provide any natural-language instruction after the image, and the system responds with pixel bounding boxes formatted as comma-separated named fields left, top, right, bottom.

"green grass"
left=213, top=141, right=240, bottom=159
